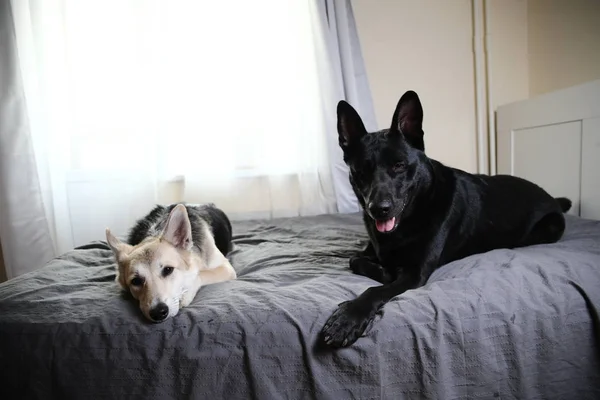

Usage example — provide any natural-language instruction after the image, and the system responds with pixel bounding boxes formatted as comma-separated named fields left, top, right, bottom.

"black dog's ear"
left=337, top=100, right=367, bottom=149
left=390, top=90, right=425, bottom=151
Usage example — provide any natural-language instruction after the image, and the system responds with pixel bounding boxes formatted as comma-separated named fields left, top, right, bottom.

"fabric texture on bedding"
left=0, top=213, right=599, bottom=399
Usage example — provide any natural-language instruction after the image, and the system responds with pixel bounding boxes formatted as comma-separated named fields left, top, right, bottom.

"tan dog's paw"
left=179, top=290, right=197, bottom=308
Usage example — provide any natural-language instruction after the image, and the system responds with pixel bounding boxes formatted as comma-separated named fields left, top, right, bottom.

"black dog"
left=320, top=90, right=572, bottom=348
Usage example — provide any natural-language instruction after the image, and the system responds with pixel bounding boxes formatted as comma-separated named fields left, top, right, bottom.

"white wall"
left=528, top=0, right=600, bottom=97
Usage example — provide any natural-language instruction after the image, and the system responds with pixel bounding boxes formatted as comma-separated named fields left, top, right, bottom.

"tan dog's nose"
left=149, top=303, right=169, bottom=322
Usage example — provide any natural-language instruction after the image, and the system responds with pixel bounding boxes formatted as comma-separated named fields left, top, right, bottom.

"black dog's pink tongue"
left=376, top=217, right=396, bottom=233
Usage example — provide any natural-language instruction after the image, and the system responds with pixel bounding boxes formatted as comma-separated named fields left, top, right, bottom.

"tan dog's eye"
left=162, top=266, right=174, bottom=277
left=130, top=276, right=144, bottom=287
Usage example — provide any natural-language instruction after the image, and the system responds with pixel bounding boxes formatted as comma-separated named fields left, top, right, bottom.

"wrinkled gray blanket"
left=0, top=213, right=599, bottom=400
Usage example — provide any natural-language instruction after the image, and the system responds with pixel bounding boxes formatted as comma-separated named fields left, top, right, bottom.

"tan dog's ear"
left=161, top=204, right=193, bottom=250
left=105, top=228, right=132, bottom=290
left=105, top=228, right=132, bottom=255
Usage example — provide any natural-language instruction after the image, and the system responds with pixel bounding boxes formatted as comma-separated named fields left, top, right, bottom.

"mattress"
left=0, top=213, right=599, bottom=399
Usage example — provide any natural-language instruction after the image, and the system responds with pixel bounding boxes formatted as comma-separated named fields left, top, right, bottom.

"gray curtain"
left=314, top=0, right=377, bottom=213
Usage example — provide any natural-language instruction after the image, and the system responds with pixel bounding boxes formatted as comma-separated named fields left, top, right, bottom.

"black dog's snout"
left=149, top=303, right=169, bottom=321
left=369, top=199, right=392, bottom=218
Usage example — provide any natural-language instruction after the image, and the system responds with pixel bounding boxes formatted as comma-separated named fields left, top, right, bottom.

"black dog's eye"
left=162, top=266, right=174, bottom=277
left=130, top=277, right=144, bottom=287
left=392, top=162, right=406, bottom=173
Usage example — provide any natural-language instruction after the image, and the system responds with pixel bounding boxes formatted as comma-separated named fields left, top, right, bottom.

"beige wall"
left=351, top=0, right=531, bottom=173
left=352, top=0, right=600, bottom=172
left=352, top=0, right=478, bottom=173
left=486, top=0, right=529, bottom=108
left=528, top=0, right=600, bottom=97
left=485, top=0, right=529, bottom=173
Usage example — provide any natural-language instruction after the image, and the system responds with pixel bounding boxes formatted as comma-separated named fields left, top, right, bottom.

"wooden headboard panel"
left=496, top=79, right=600, bottom=220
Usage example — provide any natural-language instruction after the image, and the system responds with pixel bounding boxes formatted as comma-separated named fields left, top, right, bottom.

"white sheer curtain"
left=0, top=0, right=374, bottom=279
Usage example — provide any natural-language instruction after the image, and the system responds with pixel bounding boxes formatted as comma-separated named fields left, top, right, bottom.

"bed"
left=1, top=211, right=599, bottom=399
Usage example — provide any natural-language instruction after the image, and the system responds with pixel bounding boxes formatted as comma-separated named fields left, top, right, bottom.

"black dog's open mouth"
left=373, top=200, right=406, bottom=234
left=375, top=217, right=398, bottom=233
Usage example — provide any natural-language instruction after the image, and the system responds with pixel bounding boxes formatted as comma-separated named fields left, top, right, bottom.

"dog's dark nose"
left=369, top=199, right=392, bottom=217
left=149, top=303, right=169, bottom=321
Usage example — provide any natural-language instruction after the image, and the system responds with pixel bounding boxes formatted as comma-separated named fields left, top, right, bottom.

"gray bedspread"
left=0, top=213, right=599, bottom=399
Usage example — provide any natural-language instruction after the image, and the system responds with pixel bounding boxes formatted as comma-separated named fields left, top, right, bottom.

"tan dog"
left=106, top=203, right=236, bottom=322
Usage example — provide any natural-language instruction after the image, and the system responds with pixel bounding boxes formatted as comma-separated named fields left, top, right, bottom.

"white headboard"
left=496, top=79, right=600, bottom=220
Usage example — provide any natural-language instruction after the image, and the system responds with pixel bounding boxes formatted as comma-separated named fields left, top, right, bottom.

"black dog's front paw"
left=321, top=300, right=377, bottom=348
left=350, top=256, right=393, bottom=284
